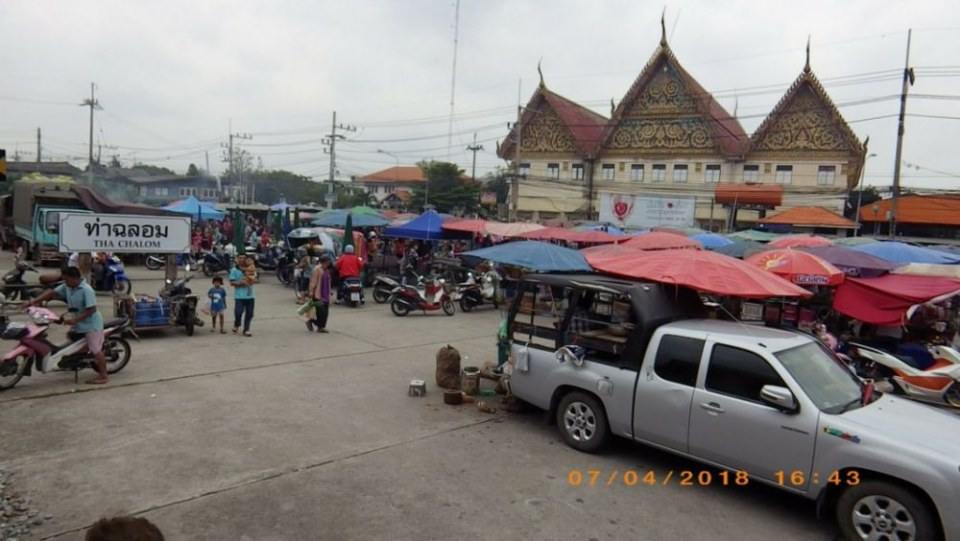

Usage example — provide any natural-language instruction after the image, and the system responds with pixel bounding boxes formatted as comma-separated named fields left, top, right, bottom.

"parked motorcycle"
left=255, top=245, right=285, bottom=271
left=455, top=269, right=501, bottom=313
left=146, top=253, right=196, bottom=272
left=847, top=342, right=960, bottom=408
left=276, top=250, right=298, bottom=286
left=372, top=266, right=422, bottom=304
left=93, top=256, right=132, bottom=295
left=201, top=251, right=233, bottom=277
left=339, top=277, right=365, bottom=308
left=2, top=262, right=43, bottom=301
left=0, top=306, right=135, bottom=391
left=389, top=277, right=455, bottom=317
left=160, top=275, right=202, bottom=336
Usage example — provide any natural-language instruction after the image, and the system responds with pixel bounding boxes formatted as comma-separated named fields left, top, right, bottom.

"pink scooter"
left=0, top=306, right=135, bottom=391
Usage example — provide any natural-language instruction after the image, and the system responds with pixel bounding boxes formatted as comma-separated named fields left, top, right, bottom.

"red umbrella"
left=586, top=248, right=812, bottom=298
left=745, top=249, right=845, bottom=286
left=443, top=218, right=488, bottom=234
left=517, top=226, right=576, bottom=241
left=767, top=234, right=833, bottom=250
left=622, top=231, right=702, bottom=250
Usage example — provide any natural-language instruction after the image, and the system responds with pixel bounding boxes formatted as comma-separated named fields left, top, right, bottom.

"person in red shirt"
left=335, top=244, right=364, bottom=303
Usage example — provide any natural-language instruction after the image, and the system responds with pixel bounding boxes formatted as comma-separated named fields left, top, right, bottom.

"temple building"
left=497, top=23, right=866, bottom=231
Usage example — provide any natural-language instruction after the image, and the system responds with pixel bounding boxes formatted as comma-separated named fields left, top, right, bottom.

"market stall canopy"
left=850, top=241, right=960, bottom=265
left=710, top=239, right=765, bottom=259
left=574, top=224, right=626, bottom=236
left=586, top=248, right=811, bottom=298
left=443, top=218, right=488, bottom=234
left=692, top=232, right=734, bottom=249
left=270, top=202, right=292, bottom=211
left=384, top=209, right=445, bottom=240
left=798, top=245, right=897, bottom=277
left=622, top=231, right=702, bottom=250
left=833, top=236, right=880, bottom=247
left=727, top=229, right=781, bottom=243
left=746, top=249, right=845, bottom=286
left=311, top=209, right=389, bottom=228
left=652, top=226, right=708, bottom=236
left=389, top=213, right=418, bottom=226
left=893, top=263, right=960, bottom=279
left=767, top=234, right=833, bottom=250
left=350, top=206, right=384, bottom=216
left=462, top=241, right=591, bottom=272
left=485, top=222, right=546, bottom=238
left=833, top=274, right=960, bottom=326
left=517, top=227, right=621, bottom=244
left=163, top=196, right=225, bottom=221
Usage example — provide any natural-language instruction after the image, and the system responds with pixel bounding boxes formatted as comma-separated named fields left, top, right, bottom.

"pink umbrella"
left=622, top=231, right=702, bottom=250
left=586, top=248, right=811, bottom=298
left=767, top=234, right=833, bottom=250
left=745, top=249, right=845, bottom=286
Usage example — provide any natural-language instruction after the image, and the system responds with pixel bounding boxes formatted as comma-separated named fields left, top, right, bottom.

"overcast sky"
left=1, top=0, right=958, bottom=189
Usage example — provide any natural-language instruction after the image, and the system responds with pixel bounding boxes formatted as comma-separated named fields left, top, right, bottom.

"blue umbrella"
left=799, top=245, right=897, bottom=277
left=692, top=232, right=734, bottom=249
left=311, top=209, right=388, bottom=228
left=710, top=239, right=764, bottom=259
left=851, top=241, right=960, bottom=265
left=462, top=241, right=592, bottom=272
left=384, top=209, right=446, bottom=240
left=164, top=195, right=225, bottom=221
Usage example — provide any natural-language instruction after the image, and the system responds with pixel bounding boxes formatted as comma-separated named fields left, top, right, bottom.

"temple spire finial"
left=660, top=8, right=667, bottom=46
left=537, top=58, right=545, bottom=89
left=804, top=35, right=811, bottom=73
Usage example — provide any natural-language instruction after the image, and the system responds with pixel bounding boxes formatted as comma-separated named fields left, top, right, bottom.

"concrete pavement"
left=0, top=255, right=835, bottom=540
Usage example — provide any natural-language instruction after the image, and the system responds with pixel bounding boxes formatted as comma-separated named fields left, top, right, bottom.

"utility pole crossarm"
left=890, top=28, right=914, bottom=238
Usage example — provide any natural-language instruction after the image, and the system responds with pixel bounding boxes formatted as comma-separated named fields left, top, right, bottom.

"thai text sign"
left=598, top=192, right=696, bottom=228
left=58, top=212, right=191, bottom=253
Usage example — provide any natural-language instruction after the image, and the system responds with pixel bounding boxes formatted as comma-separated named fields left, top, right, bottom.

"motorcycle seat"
left=38, top=274, right=62, bottom=286
left=104, top=318, right=127, bottom=329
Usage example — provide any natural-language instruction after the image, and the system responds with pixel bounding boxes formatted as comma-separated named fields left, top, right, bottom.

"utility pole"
left=853, top=137, right=875, bottom=236
left=890, top=28, right=915, bottom=238
left=223, top=126, right=252, bottom=203
left=447, top=0, right=460, bottom=155
left=35, top=128, right=41, bottom=167
left=510, top=79, right=522, bottom=222
left=80, top=82, right=101, bottom=183
left=323, top=111, right=356, bottom=208
left=466, top=133, right=484, bottom=181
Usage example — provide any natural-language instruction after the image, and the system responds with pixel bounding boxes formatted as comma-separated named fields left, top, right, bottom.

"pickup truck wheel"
left=556, top=392, right=609, bottom=453
left=836, top=480, right=937, bottom=541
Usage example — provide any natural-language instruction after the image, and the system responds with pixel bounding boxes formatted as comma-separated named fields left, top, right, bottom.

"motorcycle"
left=146, top=253, right=196, bottom=272
left=389, top=277, right=455, bottom=317
left=93, top=256, right=132, bottom=295
left=276, top=250, right=298, bottom=286
left=0, top=306, right=135, bottom=391
left=455, top=269, right=501, bottom=313
left=372, top=266, right=422, bottom=304
left=254, top=246, right=285, bottom=271
left=160, top=275, right=203, bottom=336
left=339, top=277, right=365, bottom=307
left=201, top=251, right=233, bottom=277
left=2, top=262, right=44, bottom=301
left=846, top=342, right=960, bottom=408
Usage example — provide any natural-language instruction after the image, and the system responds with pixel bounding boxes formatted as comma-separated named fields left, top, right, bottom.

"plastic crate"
left=134, top=298, right=169, bottom=327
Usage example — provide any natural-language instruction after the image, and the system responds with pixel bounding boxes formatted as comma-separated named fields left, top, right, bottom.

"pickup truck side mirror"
left=760, top=385, right=799, bottom=413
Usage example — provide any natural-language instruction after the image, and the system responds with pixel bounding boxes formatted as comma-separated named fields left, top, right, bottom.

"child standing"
left=208, top=277, right=227, bottom=333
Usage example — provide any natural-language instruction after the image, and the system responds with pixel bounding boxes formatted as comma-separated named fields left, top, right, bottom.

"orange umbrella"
left=746, top=249, right=845, bottom=286
left=768, top=234, right=833, bottom=250
left=622, top=231, right=702, bottom=250
left=586, top=248, right=811, bottom=298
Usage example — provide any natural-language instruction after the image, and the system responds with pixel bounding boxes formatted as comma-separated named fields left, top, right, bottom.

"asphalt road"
left=0, top=254, right=836, bottom=540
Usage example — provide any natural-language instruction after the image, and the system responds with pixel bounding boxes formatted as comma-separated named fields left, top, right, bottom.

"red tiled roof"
left=358, top=166, right=425, bottom=184
left=760, top=206, right=856, bottom=229
left=601, top=42, right=748, bottom=158
left=497, top=86, right=608, bottom=159
left=860, top=195, right=960, bottom=226
left=714, top=183, right=784, bottom=207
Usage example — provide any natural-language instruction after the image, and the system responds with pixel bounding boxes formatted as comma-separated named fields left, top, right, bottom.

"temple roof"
left=599, top=39, right=748, bottom=158
left=497, top=85, right=608, bottom=159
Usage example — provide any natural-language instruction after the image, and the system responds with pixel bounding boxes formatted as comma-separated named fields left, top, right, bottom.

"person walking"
left=208, top=276, right=227, bottom=334
left=306, top=256, right=332, bottom=333
left=229, top=255, right=257, bottom=337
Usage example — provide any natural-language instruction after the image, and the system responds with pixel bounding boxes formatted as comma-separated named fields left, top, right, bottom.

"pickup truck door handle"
left=699, top=402, right=725, bottom=414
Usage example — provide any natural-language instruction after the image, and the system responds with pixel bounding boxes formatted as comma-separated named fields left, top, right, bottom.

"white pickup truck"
left=507, top=273, right=960, bottom=541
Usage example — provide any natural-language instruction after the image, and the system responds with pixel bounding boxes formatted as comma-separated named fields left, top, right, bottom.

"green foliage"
left=131, top=163, right=176, bottom=176
left=484, top=167, right=510, bottom=204
left=249, top=169, right=329, bottom=205
left=410, top=160, right=481, bottom=213
left=845, top=186, right=881, bottom=218
left=186, top=163, right=200, bottom=176
left=336, top=188, right=374, bottom=209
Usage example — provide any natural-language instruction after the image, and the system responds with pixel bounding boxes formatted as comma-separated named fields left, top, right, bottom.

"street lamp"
left=853, top=152, right=878, bottom=236
left=376, top=149, right=401, bottom=206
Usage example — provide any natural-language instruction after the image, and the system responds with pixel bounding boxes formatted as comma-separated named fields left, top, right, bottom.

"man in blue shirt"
left=229, top=255, right=257, bottom=336
left=25, top=266, right=108, bottom=384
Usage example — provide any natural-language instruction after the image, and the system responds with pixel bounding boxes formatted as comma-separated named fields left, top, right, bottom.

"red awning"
left=833, top=274, right=960, bottom=326
left=714, top=183, right=784, bottom=207
left=443, top=219, right=487, bottom=234
left=622, top=232, right=702, bottom=250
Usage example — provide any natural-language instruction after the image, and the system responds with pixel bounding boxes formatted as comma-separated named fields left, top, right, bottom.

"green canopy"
left=833, top=236, right=879, bottom=246
left=350, top=206, right=384, bottom=216
left=727, top=229, right=781, bottom=243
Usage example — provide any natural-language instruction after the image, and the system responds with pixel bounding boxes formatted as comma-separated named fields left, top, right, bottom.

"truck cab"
left=31, top=206, right=91, bottom=265
left=507, top=273, right=960, bottom=540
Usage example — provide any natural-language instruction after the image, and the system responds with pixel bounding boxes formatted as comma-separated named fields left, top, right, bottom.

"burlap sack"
left=436, top=345, right=461, bottom=389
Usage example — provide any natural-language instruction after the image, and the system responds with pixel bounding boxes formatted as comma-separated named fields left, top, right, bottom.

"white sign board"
left=598, top=192, right=696, bottom=229
left=58, top=212, right=191, bottom=253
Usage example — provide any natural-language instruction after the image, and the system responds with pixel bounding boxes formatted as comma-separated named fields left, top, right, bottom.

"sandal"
left=243, top=331, right=252, bottom=337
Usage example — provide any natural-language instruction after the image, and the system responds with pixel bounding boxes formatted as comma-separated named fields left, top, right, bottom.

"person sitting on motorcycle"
left=24, top=266, right=109, bottom=385
left=335, top=245, right=363, bottom=302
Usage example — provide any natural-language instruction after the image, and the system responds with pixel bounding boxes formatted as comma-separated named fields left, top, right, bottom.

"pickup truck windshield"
left=775, top=342, right=862, bottom=413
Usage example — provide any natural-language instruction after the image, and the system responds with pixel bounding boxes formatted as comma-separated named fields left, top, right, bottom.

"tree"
left=186, top=163, right=200, bottom=176
left=410, top=160, right=481, bottom=214
left=131, top=163, right=176, bottom=176
left=248, top=169, right=329, bottom=205
left=485, top=167, right=510, bottom=204
left=108, top=155, right=122, bottom=168
left=844, top=186, right=881, bottom=219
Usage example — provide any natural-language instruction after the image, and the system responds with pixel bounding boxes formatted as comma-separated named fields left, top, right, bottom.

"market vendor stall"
left=767, top=234, right=832, bottom=250
left=384, top=210, right=445, bottom=241
left=798, top=245, right=897, bottom=277
left=164, top=196, right=224, bottom=221
left=462, top=240, right=591, bottom=273
left=746, top=249, right=845, bottom=286
left=850, top=241, right=960, bottom=265
left=621, top=231, right=701, bottom=250
left=833, top=274, right=960, bottom=326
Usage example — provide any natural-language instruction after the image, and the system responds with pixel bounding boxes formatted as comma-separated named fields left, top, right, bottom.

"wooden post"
left=165, top=254, right=177, bottom=283
left=77, top=253, right=93, bottom=284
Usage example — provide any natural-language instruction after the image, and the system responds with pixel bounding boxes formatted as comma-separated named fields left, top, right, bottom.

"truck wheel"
left=556, top=391, right=609, bottom=453
left=836, top=480, right=937, bottom=541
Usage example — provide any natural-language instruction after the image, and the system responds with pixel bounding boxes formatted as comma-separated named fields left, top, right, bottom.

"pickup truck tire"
left=836, top=480, right=937, bottom=541
left=556, top=391, right=609, bottom=453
